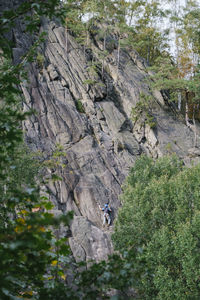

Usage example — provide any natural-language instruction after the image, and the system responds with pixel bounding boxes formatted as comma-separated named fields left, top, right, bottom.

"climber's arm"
left=99, top=204, right=103, bottom=211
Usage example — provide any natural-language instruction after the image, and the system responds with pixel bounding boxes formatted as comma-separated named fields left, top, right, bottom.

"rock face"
left=7, top=4, right=200, bottom=262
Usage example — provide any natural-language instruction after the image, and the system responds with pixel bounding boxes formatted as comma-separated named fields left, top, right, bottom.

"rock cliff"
left=7, top=5, right=200, bottom=263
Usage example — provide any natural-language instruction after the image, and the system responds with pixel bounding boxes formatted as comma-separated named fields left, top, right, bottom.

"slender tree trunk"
left=178, top=92, right=182, bottom=111
left=192, top=104, right=197, bottom=147
left=147, top=37, right=150, bottom=65
left=86, top=29, right=89, bottom=47
left=129, top=9, right=134, bottom=26
left=4, top=184, right=6, bottom=195
left=83, top=43, right=85, bottom=58
left=185, top=91, right=190, bottom=126
left=185, top=90, right=197, bottom=147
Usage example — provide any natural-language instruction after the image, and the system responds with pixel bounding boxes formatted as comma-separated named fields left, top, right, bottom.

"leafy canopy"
left=113, top=155, right=200, bottom=299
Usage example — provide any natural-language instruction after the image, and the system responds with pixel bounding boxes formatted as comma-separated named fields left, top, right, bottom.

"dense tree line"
left=113, top=155, right=200, bottom=299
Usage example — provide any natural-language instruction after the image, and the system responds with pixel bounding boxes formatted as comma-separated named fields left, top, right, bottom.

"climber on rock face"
left=99, top=203, right=112, bottom=226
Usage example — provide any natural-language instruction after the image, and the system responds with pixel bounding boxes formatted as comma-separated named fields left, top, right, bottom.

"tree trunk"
left=185, top=91, right=190, bottom=126
left=147, top=37, right=150, bottom=65
left=178, top=92, right=182, bottom=111
left=192, top=104, right=197, bottom=147
left=185, top=91, right=197, bottom=147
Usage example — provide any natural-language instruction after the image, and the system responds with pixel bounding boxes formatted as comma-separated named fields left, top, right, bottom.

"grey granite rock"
left=69, top=216, right=113, bottom=263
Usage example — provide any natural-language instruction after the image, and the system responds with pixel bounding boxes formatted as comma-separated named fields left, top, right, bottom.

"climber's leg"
left=107, top=215, right=111, bottom=225
left=103, top=214, right=106, bottom=226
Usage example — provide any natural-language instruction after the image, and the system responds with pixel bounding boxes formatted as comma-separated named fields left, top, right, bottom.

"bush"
left=76, top=100, right=85, bottom=113
left=112, top=155, right=200, bottom=299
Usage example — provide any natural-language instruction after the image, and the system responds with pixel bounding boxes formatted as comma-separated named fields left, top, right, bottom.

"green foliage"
left=0, top=1, right=75, bottom=299
left=0, top=140, right=74, bottom=298
left=75, top=100, right=85, bottom=113
left=113, top=155, right=200, bottom=299
left=149, top=56, right=186, bottom=96
left=87, top=60, right=101, bottom=76
left=149, top=55, right=200, bottom=120
left=131, top=93, right=156, bottom=129
left=183, top=0, right=200, bottom=56
left=83, top=79, right=97, bottom=85
left=43, top=144, right=67, bottom=171
left=165, top=142, right=174, bottom=154
left=36, top=53, right=45, bottom=69
left=75, top=253, right=135, bottom=299
left=125, top=0, right=170, bottom=65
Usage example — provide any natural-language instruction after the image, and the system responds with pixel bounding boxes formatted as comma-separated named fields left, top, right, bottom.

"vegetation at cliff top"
left=64, top=0, right=200, bottom=131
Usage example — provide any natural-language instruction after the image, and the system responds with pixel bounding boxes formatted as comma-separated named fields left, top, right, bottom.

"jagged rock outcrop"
left=6, top=2, right=200, bottom=263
